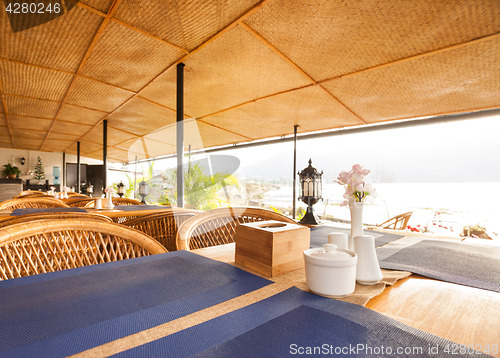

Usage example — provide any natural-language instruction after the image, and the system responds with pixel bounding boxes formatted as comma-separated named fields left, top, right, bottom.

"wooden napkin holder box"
left=235, top=220, right=310, bottom=277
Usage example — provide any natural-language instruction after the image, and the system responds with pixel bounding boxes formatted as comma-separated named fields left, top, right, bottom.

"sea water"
left=262, top=182, right=500, bottom=237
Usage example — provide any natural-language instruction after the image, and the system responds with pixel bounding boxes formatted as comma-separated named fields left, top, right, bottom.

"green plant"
left=2, top=163, right=21, bottom=178
left=161, top=155, right=240, bottom=210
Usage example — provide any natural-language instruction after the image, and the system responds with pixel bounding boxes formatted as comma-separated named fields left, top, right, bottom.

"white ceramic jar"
left=303, top=244, right=357, bottom=297
left=328, top=232, right=348, bottom=250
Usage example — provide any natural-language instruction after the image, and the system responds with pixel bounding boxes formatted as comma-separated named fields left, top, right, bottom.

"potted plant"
left=2, top=163, right=22, bottom=179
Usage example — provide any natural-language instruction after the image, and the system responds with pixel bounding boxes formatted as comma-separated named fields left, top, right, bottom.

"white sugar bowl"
left=304, top=244, right=357, bottom=297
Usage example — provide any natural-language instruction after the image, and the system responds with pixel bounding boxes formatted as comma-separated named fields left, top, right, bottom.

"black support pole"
left=76, top=142, right=80, bottom=193
left=62, top=152, right=66, bottom=189
left=292, top=125, right=298, bottom=219
left=103, top=119, right=108, bottom=191
left=177, top=63, right=185, bottom=208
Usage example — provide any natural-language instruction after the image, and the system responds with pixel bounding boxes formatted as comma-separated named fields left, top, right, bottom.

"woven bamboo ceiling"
left=1, top=0, right=499, bottom=163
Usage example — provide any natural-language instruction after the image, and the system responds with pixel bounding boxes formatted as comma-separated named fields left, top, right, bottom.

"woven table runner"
left=378, top=237, right=500, bottom=292
left=0, top=251, right=271, bottom=357
left=267, top=263, right=411, bottom=306
left=114, top=287, right=487, bottom=358
left=310, top=225, right=404, bottom=249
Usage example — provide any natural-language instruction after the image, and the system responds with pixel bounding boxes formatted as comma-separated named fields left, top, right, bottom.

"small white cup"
left=94, top=198, right=102, bottom=210
left=328, top=232, right=349, bottom=250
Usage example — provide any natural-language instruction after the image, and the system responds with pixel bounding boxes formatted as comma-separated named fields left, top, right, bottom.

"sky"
left=129, top=112, right=500, bottom=184
left=221, top=112, right=500, bottom=183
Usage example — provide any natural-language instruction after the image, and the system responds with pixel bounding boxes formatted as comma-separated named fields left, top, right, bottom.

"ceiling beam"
left=0, top=80, right=14, bottom=147
left=63, top=0, right=270, bottom=154
left=39, top=0, right=124, bottom=151
left=239, top=22, right=367, bottom=125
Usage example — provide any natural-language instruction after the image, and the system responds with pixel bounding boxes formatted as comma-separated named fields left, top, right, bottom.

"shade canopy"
left=1, top=0, right=499, bottom=162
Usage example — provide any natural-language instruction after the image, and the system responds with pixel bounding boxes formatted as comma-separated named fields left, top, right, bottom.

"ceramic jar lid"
left=304, top=244, right=357, bottom=268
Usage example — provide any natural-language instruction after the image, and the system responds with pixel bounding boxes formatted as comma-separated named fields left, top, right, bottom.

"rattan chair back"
left=0, top=197, right=70, bottom=210
left=65, top=197, right=95, bottom=207
left=0, top=219, right=167, bottom=280
left=378, top=211, right=413, bottom=230
left=17, top=190, right=46, bottom=197
left=176, top=207, right=297, bottom=251
left=0, top=212, right=112, bottom=229
left=66, top=192, right=89, bottom=198
left=112, top=197, right=143, bottom=206
left=123, top=209, right=198, bottom=251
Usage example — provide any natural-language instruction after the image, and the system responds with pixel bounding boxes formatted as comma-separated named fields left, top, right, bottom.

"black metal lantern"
left=86, top=183, right=93, bottom=197
left=138, top=180, right=148, bottom=204
left=298, top=159, right=323, bottom=225
left=117, top=181, right=125, bottom=198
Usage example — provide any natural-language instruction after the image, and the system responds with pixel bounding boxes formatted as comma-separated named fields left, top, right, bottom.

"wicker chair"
left=83, top=197, right=143, bottom=209
left=112, top=197, right=143, bottom=206
left=0, top=212, right=112, bottom=229
left=17, top=190, right=46, bottom=197
left=123, top=209, right=198, bottom=251
left=66, top=192, right=89, bottom=198
left=64, top=197, right=95, bottom=207
left=0, top=197, right=70, bottom=210
left=176, top=207, right=298, bottom=251
left=378, top=211, right=413, bottom=230
left=0, top=219, right=167, bottom=280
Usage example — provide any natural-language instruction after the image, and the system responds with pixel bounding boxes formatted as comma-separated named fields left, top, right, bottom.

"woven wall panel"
left=9, top=115, right=53, bottom=131
left=78, top=140, right=102, bottom=154
left=66, top=76, right=134, bottom=112
left=12, top=138, right=43, bottom=147
left=113, top=0, right=260, bottom=51
left=81, top=21, right=185, bottom=92
left=141, top=138, right=176, bottom=158
left=107, top=97, right=176, bottom=136
left=5, top=96, right=59, bottom=119
left=0, top=6, right=102, bottom=72
left=0, top=61, right=73, bottom=101
left=0, top=140, right=11, bottom=148
left=80, top=125, right=137, bottom=146
left=114, top=137, right=147, bottom=156
left=322, top=36, right=500, bottom=123
left=79, top=0, right=114, bottom=13
left=144, top=118, right=249, bottom=152
left=179, top=25, right=311, bottom=118
left=106, top=146, right=146, bottom=163
left=57, top=104, right=106, bottom=125
left=202, top=86, right=362, bottom=140
left=10, top=128, right=47, bottom=140
left=42, top=138, right=75, bottom=148
left=50, top=120, right=93, bottom=136
left=245, top=0, right=500, bottom=82
left=137, top=67, right=177, bottom=110
left=46, top=132, right=81, bottom=142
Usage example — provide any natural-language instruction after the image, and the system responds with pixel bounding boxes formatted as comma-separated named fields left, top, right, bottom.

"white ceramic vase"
left=349, top=201, right=364, bottom=251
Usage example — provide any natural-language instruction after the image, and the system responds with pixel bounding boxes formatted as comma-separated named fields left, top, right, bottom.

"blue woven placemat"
left=114, top=287, right=488, bottom=358
left=310, top=225, right=404, bottom=248
left=11, top=207, right=87, bottom=216
left=378, top=238, right=500, bottom=292
left=0, top=251, right=271, bottom=357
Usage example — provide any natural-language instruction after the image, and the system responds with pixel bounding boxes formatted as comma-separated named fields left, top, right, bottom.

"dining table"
left=0, top=225, right=498, bottom=358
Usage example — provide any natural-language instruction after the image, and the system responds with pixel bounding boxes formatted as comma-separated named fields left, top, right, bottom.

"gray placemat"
left=310, top=225, right=404, bottom=248
left=378, top=237, right=500, bottom=292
